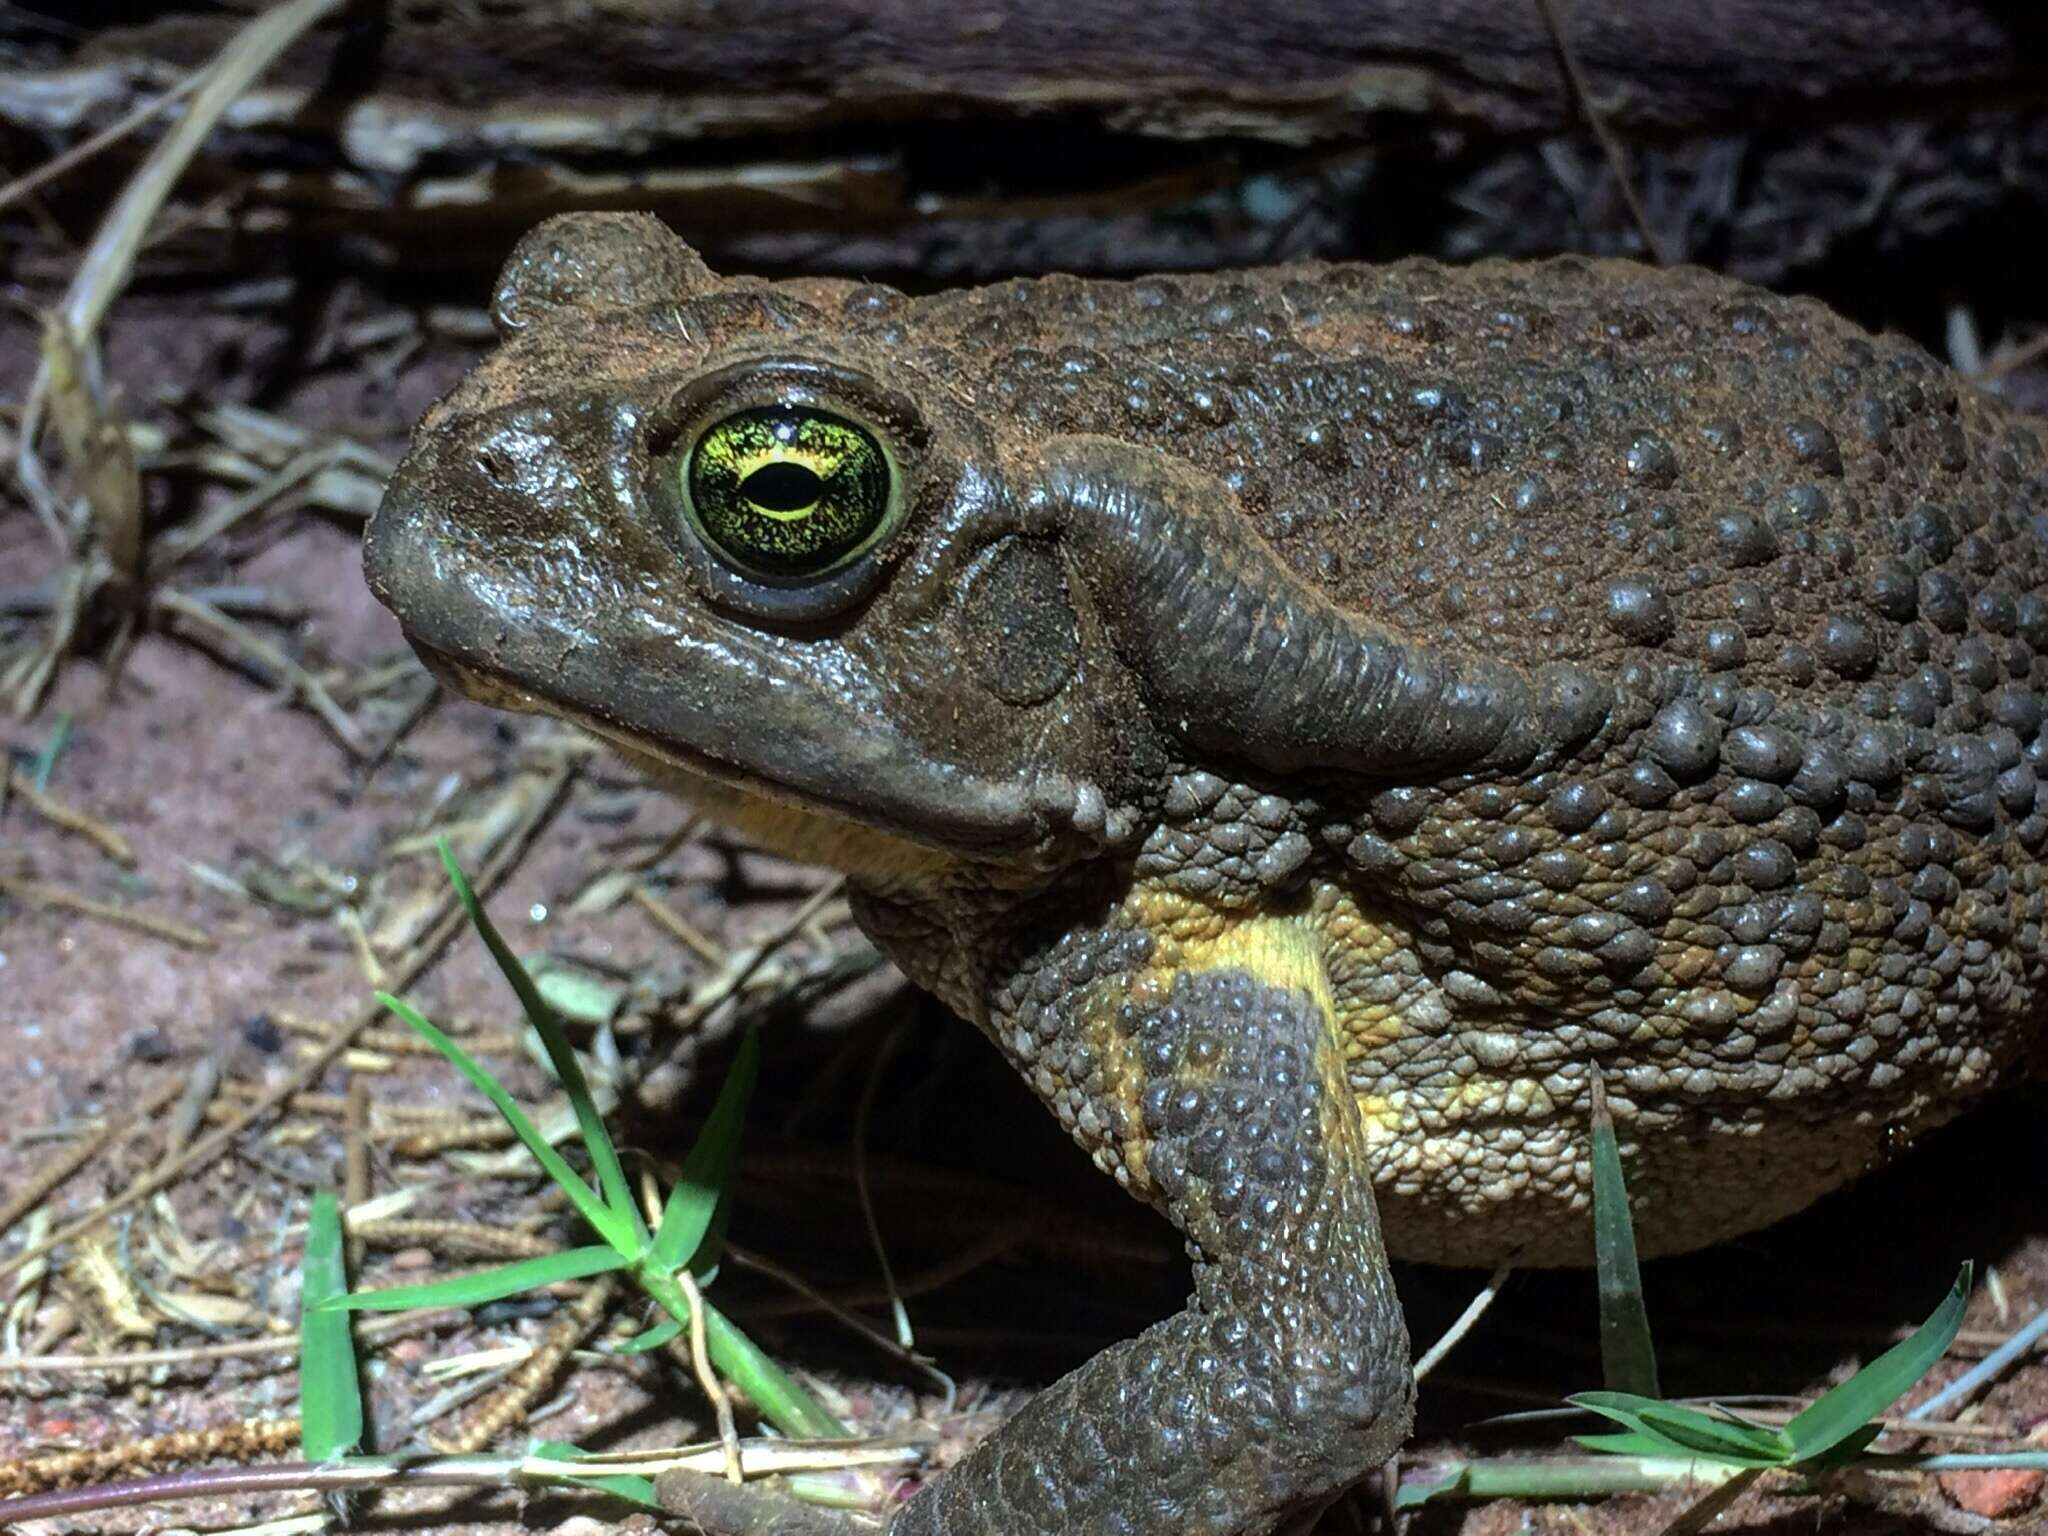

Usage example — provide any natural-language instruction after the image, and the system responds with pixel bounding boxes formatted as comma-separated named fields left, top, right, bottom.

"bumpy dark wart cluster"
left=598, top=253, right=2048, bottom=1263
left=817, top=258, right=2048, bottom=1262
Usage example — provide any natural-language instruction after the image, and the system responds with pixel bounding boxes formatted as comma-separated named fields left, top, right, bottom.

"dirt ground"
left=4, top=96, right=2048, bottom=1536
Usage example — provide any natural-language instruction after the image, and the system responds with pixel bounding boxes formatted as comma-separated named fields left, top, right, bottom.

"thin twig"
left=633, top=884, right=728, bottom=965
left=678, top=1267, right=745, bottom=1484
left=428, top=1276, right=618, bottom=1453
left=0, top=876, right=213, bottom=950
left=1414, top=1263, right=1513, bottom=1382
left=4, top=766, right=133, bottom=863
left=853, top=1018, right=913, bottom=1352
left=0, top=1441, right=915, bottom=1527
left=0, top=1307, right=465, bottom=1376
left=0, top=74, right=206, bottom=218
left=679, top=878, right=847, bottom=1030
left=344, top=1073, right=372, bottom=1272
left=1533, top=0, right=1666, bottom=264
left=726, top=1242, right=959, bottom=1401
left=147, top=442, right=340, bottom=571
left=1981, top=329, right=2048, bottom=381
left=55, top=0, right=346, bottom=352
left=1908, top=1302, right=2048, bottom=1423
left=1657, top=1466, right=1763, bottom=1536
left=0, top=1417, right=299, bottom=1499
left=156, top=588, right=370, bottom=756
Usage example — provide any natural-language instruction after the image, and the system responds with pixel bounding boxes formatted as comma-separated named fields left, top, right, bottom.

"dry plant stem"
left=353, top=1219, right=559, bottom=1261
left=201, top=1091, right=474, bottom=1129
left=428, top=1276, right=618, bottom=1454
left=156, top=588, right=370, bottom=756
left=1413, top=1263, right=1514, bottom=1382
left=12, top=0, right=348, bottom=711
left=675, top=878, right=847, bottom=1034
left=0, top=73, right=204, bottom=217
left=51, top=0, right=345, bottom=353
left=166, top=1051, right=222, bottom=1154
left=0, top=876, right=213, bottom=950
left=0, top=1076, right=185, bottom=1249
left=852, top=1018, right=912, bottom=1353
left=280, top=1013, right=524, bottom=1058
left=0, top=1307, right=466, bottom=1376
left=1532, top=0, right=1666, bottom=264
left=148, top=444, right=338, bottom=571
left=634, top=883, right=728, bottom=964
left=5, top=766, right=133, bottom=862
left=0, top=1456, right=527, bottom=1522
left=0, top=1444, right=898, bottom=1529
left=391, top=1114, right=523, bottom=1157
left=1983, top=330, right=2048, bottom=381
left=0, top=1419, right=299, bottom=1499
left=678, top=1267, right=745, bottom=1484
left=362, top=672, right=443, bottom=768
left=1661, top=1466, right=1764, bottom=1536
left=725, top=1242, right=959, bottom=1398
left=0, top=758, right=577, bottom=1286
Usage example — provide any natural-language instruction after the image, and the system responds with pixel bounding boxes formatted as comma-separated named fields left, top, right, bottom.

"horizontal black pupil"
left=741, top=461, right=824, bottom=512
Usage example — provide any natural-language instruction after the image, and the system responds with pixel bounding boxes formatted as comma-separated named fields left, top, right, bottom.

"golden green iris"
left=684, top=406, right=894, bottom=578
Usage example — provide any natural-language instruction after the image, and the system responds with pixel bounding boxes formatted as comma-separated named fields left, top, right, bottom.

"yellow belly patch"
left=1120, top=880, right=1413, bottom=1140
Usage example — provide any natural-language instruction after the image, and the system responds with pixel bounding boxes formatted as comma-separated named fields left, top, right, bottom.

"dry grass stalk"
left=0, top=1417, right=300, bottom=1498
left=0, top=876, right=214, bottom=950
left=428, top=1276, right=618, bottom=1454
left=4, top=766, right=134, bottom=864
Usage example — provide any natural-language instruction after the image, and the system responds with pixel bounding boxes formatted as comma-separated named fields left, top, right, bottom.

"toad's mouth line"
left=404, top=637, right=1020, bottom=857
left=409, top=638, right=842, bottom=811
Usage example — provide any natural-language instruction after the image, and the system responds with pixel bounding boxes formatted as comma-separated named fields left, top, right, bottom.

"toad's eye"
left=683, top=405, right=897, bottom=579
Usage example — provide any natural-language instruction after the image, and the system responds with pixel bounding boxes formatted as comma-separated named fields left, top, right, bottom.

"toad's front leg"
left=891, top=911, right=1413, bottom=1536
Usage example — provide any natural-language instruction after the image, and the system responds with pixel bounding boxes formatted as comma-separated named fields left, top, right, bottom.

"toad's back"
left=836, top=257, right=2048, bottom=1259
left=868, top=256, right=2048, bottom=685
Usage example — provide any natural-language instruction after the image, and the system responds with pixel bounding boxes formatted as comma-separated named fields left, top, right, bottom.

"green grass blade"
left=1571, top=1392, right=1788, bottom=1468
left=702, top=1296, right=847, bottom=1439
left=326, top=1244, right=626, bottom=1312
left=1394, top=1465, right=1470, bottom=1510
left=1398, top=1455, right=1744, bottom=1509
left=1589, top=1074, right=1659, bottom=1397
left=652, top=1028, right=761, bottom=1272
left=612, top=1318, right=685, bottom=1355
left=298, top=1191, right=363, bottom=1461
left=527, top=1440, right=661, bottom=1509
left=1779, top=1263, right=1973, bottom=1463
left=1803, top=1423, right=1884, bottom=1467
left=379, top=991, right=629, bottom=1250
left=1573, top=1431, right=1675, bottom=1457
left=437, top=838, right=646, bottom=1249
left=30, top=714, right=72, bottom=792
left=1636, top=1402, right=1787, bottom=1466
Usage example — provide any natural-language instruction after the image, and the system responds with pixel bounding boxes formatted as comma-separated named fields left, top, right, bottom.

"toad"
left=365, top=213, right=2047, bottom=1533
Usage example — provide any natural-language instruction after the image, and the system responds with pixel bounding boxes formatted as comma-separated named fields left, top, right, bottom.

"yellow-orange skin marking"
left=1114, top=880, right=1417, bottom=1162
